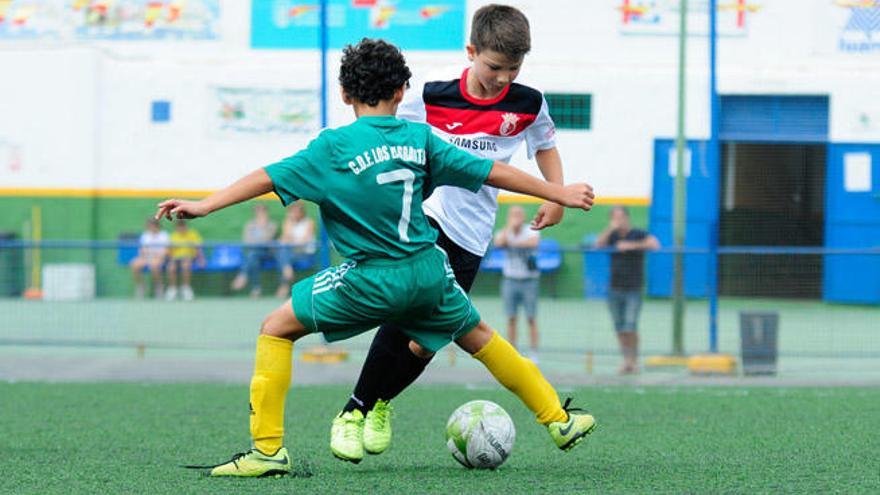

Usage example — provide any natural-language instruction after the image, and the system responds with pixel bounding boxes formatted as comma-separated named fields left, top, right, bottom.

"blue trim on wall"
left=720, top=95, right=829, bottom=143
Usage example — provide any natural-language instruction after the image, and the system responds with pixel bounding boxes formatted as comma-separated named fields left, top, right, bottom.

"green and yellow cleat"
left=201, top=447, right=291, bottom=477
left=330, top=409, right=365, bottom=463
left=364, top=399, right=393, bottom=455
left=547, top=398, right=597, bottom=452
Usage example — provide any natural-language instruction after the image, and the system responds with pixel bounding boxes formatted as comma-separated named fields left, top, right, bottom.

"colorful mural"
left=617, top=0, right=763, bottom=37
left=251, top=0, right=465, bottom=50
left=0, top=0, right=219, bottom=40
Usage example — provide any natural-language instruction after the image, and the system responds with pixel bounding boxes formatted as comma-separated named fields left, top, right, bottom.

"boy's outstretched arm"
left=532, top=148, right=565, bottom=229
left=155, top=169, right=274, bottom=221
left=486, top=161, right=594, bottom=211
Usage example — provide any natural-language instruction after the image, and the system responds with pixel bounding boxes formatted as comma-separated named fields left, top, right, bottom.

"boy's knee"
left=259, top=314, right=284, bottom=337
left=408, top=340, right=435, bottom=360
left=260, top=304, right=307, bottom=341
left=455, top=321, right=494, bottom=355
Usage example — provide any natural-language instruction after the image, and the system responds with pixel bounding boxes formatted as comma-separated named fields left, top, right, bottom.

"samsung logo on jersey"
left=448, top=137, right=498, bottom=153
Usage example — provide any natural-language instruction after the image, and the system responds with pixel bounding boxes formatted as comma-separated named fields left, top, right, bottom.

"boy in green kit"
left=157, top=39, right=595, bottom=478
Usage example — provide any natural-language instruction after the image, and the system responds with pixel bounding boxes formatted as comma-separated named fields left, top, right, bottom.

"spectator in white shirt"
left=494, top=206, right=541, bottom=358
left=130, top=217, right=170, bottom=299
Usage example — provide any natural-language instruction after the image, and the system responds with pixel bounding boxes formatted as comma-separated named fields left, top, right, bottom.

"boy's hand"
left=155, top=199, right=210, bottom=221
left=531, top=202, right=564, bottom=230
left=557, top=183, right=595, bottom=211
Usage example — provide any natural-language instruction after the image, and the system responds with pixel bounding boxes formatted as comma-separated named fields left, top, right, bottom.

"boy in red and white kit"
left=330, top=4, right=589, bottom=463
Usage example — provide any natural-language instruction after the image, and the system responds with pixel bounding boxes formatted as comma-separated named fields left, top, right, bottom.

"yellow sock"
left=473, top=331, right=567, bottom=425
left=250, top=334, right=293, bottom=455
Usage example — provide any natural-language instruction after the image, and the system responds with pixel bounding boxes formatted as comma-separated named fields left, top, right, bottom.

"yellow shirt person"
left=170, top=223, right=203, bottom=260
left=166, top=220, right=204, bottom=301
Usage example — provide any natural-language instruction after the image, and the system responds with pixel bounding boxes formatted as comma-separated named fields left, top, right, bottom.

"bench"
left=117, top=235, right=317, bottom=273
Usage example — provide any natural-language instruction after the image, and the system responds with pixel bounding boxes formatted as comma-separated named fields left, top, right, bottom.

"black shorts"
left=428, top=216, right=483, bottom=293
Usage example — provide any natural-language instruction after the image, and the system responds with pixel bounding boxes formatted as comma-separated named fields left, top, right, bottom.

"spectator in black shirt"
left=596, top=206, right=659, bottom=374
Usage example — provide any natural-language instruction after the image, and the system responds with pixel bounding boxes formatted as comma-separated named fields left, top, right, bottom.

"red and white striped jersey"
left=398, top=68, right=557, bottom=256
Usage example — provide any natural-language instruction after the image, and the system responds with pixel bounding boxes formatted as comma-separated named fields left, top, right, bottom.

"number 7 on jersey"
left=376, top=169, right=415, bottom=242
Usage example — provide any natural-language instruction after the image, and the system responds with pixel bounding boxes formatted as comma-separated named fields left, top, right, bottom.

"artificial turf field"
left=2, top=383, right=877, bottom=494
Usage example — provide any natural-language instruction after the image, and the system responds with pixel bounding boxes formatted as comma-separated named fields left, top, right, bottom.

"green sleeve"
left=264, top=132, right=332, bottom=206
left=425, top=131, right=493, bottom=193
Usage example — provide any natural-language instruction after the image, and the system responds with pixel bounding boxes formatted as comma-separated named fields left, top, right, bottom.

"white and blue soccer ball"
left=445, top=400, right=516, bottom=469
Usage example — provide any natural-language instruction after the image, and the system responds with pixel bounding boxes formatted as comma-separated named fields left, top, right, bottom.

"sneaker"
left=330, top=410, right=365, bottom=463
left=546, top=398, right=597, bottom=452
left=165, top=286, right=178, bottom=301
left=181, top=285, right=194, bottom=301
left=364, top=400, right=392, bottom=455
left=197, top=447, right=290, bottom=477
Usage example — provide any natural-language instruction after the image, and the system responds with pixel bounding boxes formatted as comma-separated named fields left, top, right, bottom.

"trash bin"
left=0, top=231, right=23, bottom=297
left=739, top=311, right=779, bottom=376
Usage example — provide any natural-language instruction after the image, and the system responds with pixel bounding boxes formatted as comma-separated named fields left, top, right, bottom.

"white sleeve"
left=396, top=81, right=427, bottom=123
left=524, top=97, right=557, bottom=159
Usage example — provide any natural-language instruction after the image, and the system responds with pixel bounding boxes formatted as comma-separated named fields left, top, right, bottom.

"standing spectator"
left=231, top=204, right=278, bottom=298
left=130, top=217, right=170, bottom=299
left=274, top=202, right=316, bottom=298
left=595, top=206, right=660, bottom=374
left=494, top=205, right=541, bottom=358
left=166, top=219, right=205, bottom=301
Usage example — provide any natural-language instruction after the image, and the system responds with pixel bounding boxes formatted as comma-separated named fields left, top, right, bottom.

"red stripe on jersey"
left=425, top=105, right=537, bottom=137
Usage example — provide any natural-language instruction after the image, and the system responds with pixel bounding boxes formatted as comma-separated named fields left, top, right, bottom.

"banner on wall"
left=211, top=87, right=321, bottom=136
left=0, top=0, right=219, bottom=40
left=834, top=1, right=880, bottom=53
left=616, top=0, right=763, bottom=37
left=251, top=0, right=465, bottom=50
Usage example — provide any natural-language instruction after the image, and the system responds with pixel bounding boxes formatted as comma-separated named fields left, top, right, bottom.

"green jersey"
left=265, top=116, right=493, bottom=261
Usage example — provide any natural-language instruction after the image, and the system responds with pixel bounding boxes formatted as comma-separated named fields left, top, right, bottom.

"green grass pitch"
left=2, top=383, right=877, bottom=494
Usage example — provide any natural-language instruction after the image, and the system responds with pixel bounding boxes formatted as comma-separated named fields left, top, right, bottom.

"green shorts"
left=291, top=246, right=481, bottom=353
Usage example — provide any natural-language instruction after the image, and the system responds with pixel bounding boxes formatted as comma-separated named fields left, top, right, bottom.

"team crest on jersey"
left=499, top=113, right=520, bottom=136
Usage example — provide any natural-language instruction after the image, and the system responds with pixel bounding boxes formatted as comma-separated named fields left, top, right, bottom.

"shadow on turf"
left=184, top=459, right=315, bottom=479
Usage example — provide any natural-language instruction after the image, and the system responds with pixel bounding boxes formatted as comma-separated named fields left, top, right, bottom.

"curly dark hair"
left=339, top=38, right=412, bottom=106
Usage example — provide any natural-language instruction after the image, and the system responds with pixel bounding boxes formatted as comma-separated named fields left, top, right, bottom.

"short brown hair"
left=470, top=4, right=531, bottom=59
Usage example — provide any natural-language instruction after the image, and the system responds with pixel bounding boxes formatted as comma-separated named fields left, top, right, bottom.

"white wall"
left=1, top=0, right=879, bottom=198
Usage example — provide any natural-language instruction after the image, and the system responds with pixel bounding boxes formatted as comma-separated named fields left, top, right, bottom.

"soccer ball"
left=445, top=400, right=516, bottom=469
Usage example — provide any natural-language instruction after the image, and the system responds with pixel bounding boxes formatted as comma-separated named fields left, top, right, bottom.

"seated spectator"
left=231, top=204, right=278, bottom=298
left=274, top=202, right=316, bottom=298
left=494, top=205, right=541, bottom=359
left=166, top=219, right=205, bottom=301
left=130, top=217, right=170, bottom=299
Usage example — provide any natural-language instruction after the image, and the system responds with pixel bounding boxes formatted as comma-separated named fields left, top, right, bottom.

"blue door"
left=648, top=139, right=718, bottom=297
left=824, top=144, right=880, bottom=304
